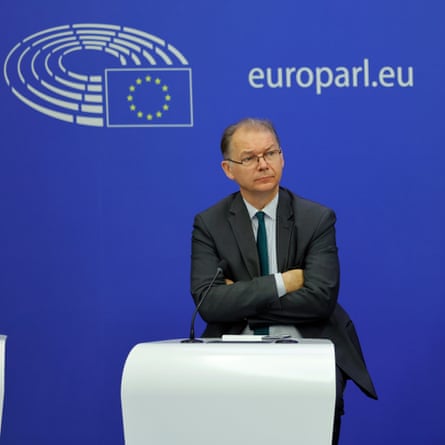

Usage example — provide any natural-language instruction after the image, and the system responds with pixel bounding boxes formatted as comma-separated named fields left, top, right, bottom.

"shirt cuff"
left=274, top=273, right=287, bottom=298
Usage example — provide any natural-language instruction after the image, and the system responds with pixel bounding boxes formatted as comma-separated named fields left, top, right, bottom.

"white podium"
left=121, top=337, right=336, bottom=445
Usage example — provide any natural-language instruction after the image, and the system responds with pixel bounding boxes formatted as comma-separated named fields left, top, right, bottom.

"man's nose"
left=257, top=155, right=269, bottom=168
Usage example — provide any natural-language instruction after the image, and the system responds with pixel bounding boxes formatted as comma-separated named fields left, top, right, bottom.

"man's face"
left=221, top=126, right=284, bottom=202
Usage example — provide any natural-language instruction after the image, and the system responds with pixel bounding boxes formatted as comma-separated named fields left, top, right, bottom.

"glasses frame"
left=225, top=148, right=282, bottom=167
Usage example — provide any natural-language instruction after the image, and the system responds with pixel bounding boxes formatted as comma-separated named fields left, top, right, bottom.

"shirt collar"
left=243, top=193, right=279, bottom=220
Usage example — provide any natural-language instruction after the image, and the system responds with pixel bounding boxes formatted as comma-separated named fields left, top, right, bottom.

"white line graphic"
left=4, top=23, right=192, bottom=127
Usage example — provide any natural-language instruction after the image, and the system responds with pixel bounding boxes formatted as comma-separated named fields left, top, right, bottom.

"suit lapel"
left=228, top=189, right=296, bottom=277
left=276, top=189, right=296, bottom=272
left=228, top=194, right=261, bottom=278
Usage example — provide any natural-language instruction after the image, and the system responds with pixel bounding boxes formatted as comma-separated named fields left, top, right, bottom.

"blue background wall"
left=1, top=1, right=444, bottom=444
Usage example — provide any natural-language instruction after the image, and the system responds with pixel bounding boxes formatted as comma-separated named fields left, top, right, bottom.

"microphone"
left=182, top=260, right=227, bottom=343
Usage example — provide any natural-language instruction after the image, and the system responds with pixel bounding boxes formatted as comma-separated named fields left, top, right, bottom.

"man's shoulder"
left=195, top=192, right=240, bottom=219
left=280, top=187, right=334, bottom=214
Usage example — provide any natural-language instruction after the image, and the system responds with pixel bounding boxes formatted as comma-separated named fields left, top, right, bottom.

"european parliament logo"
left=3, top=23, right=193, bottom=128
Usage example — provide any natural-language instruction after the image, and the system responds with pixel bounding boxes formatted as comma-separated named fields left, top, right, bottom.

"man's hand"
left=226, top=270, right=304, bottom=291
left=282, top=269, right=304, bottom=293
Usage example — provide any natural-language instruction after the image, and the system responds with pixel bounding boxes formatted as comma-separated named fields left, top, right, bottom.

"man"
left=191, top=118, right=377, bottom=445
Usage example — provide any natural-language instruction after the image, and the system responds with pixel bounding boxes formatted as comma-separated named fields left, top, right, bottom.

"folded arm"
left=190, top=208, right=339, bottom=325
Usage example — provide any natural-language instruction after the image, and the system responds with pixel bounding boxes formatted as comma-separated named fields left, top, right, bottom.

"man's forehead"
left=231, top=126, right=277, bottom=148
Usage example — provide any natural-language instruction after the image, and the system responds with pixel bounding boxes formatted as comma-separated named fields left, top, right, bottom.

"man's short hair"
left=220, top=118, right=281, bottom=158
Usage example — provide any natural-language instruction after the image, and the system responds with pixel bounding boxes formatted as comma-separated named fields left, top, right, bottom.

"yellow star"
left=146, top=114, right=153, bottom=120
left=163, top=104, right=169, bottom=111
left=162, top=85, right=168, bottom=92
left=129, top=85, right=135, bottom=92
left=137, top=111, right=143, bottom=118
left=145, top=75, right=151, bottom=82
left=165, top=95, right=171, bottom=101
left=156, top=111, right=162, bottom=118
left=127, top=95, right=133, bottom=102
left=155, top=78, right=161, bottom=85
left=136, top=78, right=142, bottom=85
left=130, top=104, right=136, bottom=111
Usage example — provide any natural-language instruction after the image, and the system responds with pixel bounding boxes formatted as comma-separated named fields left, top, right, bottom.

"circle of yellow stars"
left=127, top=75, right=171, bottom=121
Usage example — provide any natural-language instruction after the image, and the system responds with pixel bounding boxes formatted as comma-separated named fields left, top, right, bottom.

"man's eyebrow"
left=239, top=144, right=277, bottom=156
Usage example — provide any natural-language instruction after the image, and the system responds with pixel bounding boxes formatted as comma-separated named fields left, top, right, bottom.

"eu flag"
left=105, top=68, right=193, bottom=127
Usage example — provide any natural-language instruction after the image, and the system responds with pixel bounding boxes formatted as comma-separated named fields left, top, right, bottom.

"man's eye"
left=242, top=156, right=254, bottom=163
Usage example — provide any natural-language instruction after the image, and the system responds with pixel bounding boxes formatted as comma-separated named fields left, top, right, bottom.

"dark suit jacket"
left=191, top=187, right=377, bottom=399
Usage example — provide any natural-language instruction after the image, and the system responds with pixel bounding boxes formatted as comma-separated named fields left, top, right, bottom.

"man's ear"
left=221, top=160, right=235, bottom=180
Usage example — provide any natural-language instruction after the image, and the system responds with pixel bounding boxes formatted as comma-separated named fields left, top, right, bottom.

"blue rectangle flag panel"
left=106, top=68, right=193, bottom=127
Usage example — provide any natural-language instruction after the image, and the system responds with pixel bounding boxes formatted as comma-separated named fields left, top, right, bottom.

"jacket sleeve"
left=191, top=212, right=279, bottom=323
left=191, top=204, right=339, bottom=326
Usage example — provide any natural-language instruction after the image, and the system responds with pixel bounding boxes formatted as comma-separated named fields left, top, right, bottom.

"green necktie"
left=254, top=211, right=270, bottom=336
left=256, top=211, right=269, bottom=276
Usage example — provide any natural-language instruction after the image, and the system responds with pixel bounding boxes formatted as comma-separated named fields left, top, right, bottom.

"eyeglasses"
left=225, top=149, right=282, bottom=167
